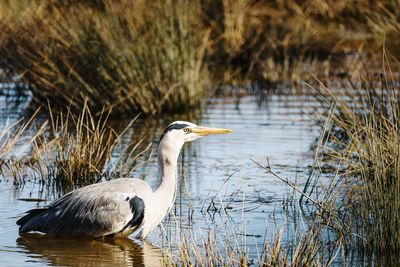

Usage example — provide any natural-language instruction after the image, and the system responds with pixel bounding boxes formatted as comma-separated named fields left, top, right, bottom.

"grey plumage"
left=17, top=178, right=150, bottom=238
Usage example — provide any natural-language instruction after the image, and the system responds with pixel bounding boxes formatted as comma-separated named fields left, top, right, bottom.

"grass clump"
left=29, top=105, right=150, bottom=192
left=315, top=59, right=400, bottom=262
left=2, top=0, right=400, bottom=112
left=0, top=110, right=46, bottom=182
left=204, top=0, right=393, bottom=84
left=0, top=102, right=150, bottom=193
left=0, top=0, right=208, bottom=115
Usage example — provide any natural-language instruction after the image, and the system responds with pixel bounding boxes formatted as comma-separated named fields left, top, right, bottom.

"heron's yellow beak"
left=193, top=126, right=233, bottom=136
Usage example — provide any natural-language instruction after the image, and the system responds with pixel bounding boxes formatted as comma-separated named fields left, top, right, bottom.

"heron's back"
left=17, top=178, right=152, bottom=237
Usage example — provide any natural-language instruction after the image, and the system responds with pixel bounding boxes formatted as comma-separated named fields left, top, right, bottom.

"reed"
left=0, top=0, right=208, bottom=115
left=1, top=0, right=400, bottom=112
left=30, top=104, right=151, bottom=192
left=204, top=0, right=389, bottom=84
left=315, top=59, right=400, bottom=261
left=366, top=1, right=400, bottom=56
left=0, top=102, right=150, bottom=193
left=0, top=110, right=46, bottom=183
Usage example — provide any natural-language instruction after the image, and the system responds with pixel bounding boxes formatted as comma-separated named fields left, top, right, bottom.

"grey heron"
left=17, top=121, right=232, bottom=239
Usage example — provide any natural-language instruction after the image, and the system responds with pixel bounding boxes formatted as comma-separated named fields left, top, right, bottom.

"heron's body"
left=18, top=179, right=153, bottom=238
left=17, top=121, right=231, bottom=239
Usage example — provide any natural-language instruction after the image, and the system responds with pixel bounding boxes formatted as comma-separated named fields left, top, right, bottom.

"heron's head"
left=159, top=121, right=232, bottom=145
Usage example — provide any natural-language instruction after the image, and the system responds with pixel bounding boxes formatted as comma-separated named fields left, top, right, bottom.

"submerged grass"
left=159, top=179, right=343, bottom=266
left=158, top=152, right=345, bottom=266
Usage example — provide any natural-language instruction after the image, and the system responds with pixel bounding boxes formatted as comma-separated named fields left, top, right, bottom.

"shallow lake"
left=0, top=92, right=322, bottom=266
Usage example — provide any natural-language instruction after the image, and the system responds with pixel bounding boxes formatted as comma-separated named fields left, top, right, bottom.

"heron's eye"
left=183, top=128, right=192, bottom=134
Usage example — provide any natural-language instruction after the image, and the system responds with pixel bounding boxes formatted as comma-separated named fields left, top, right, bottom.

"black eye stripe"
left=159, top=123, right=190, bottom=142
left=166, top=123, right=190, bottom=131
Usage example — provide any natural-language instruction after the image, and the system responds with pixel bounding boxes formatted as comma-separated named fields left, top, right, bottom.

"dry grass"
left=0, top=110, right=41, bottom=161
left=204, top=0, right=390, bottom=84
left=1, top=0, right=400, bottom=113
left=313, top=57, right=400, bottom=261
left=0, top=109, right=46, bottom=183
left=0, top=0, right=208, bottom=115
left=0, top=102, right=150, bottom=191
left=366, top=1, right=400, bottom=56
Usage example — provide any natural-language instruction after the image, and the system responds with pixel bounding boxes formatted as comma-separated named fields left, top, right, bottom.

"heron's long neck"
left=154, top=139, right=183, bottom=213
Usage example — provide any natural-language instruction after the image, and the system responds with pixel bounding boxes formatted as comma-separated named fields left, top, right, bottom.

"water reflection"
left=17, top=234, right=163, bottom=267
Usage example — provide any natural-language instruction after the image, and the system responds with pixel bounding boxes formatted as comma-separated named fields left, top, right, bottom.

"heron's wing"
left=117, top=195, right=145, bottom=235
left=18, top=179, right=149, bottom=237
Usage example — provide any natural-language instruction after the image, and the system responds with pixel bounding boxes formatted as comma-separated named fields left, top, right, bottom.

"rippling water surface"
left=0, top=93, right=321, bottom=266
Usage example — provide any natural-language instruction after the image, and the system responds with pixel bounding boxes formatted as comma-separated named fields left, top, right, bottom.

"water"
left=0, top=93, right=321, bottom=266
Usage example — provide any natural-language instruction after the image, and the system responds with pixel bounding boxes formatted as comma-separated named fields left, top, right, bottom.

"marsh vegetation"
left=1, top=0, right=400, bottom=266
left=1, top=0, right=400, bottom=113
